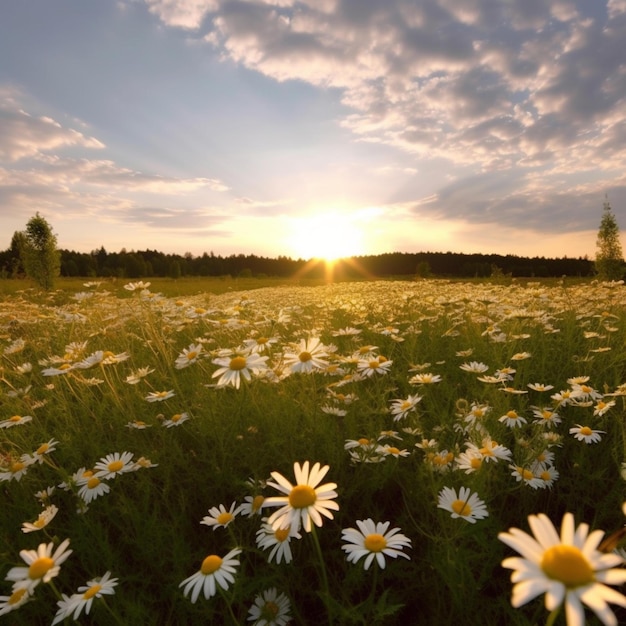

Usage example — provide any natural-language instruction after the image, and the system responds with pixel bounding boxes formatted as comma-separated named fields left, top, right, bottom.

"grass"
left=1, top=277, right=626, bottom=624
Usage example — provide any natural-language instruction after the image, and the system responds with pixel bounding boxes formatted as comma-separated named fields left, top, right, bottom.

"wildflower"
left=356, top=356, right=393, bottom=377
left=76, top=473, right=111, bottom=504
left=0, top=415, right=33, bottom=429
left=212, top=352, right=269, bottom=389
left=126, top=420, right=151, bottom=429
left=427, top=450, right=455, bottom=473
left=145, top=390, right=175, bottom=402
left=283, top=338, right=329, bottom=374
left=243, top=335, right=279, bottom=353
left=498, top=410, right=527, bottom=428
left=569, top=425, right=605, bottom=444
left=321, top=405, right=347, bottom=416
left=510, top=465, right=544, bottom=489
left=256, top=519, right=301, bottom=564
left=241, top=494, right=265, bottom=517
left=94, top=451, right=135, bottom=479
left=455, top=449, right=484, bottom=474
left=376, top=444, right=410, bottom=458
left=437, top=486, right=488, bottom=524
left=162, top=412, right=190, bottom=427
left=594, top=400, right=616, bottom=417
left=409, top=372, right=442, bottom=385
left=341, top=519, right=412, bottom=569
left=532, top=406, right=562, bottom=428
left=15, top=362, right=32, bottom=374
left=175, top=343, right=204, bottom=369
left=389, top=394, right=422, bottom=421
left=131, top=456, right=158, bottom=470
left=22, top=505, right=59, bottom=533
left=263, top=461, right=339, bottom=533
left=468, top=439, right=512, bottom=463
left=570, top=382, right=603, bottom=401
left=200, top=502, right=243, bottom=530
left=0, top=458, right=34, bottom=482
left=247, top=587, right=292, bottom=626
left=511, top=352, right=532, bottom=360
left=51, top=571, right=118, bottom=624
left=180, top=548, right=242, bottom=603
left=498, top=512, right=626, bottom=625
left=27, top=438, right=59, bottom=463
left=5, top=538, right=72, bottom=592
left=0, top=588, right=31, bottom=616
left=124, top=281, right=150, bottom=291
left=125, top=366, right=155, bottom=384
left=459, top=361, right=489, bottom=373
left=464, top=403, right=491, bottom=425
left=536, top=465, right=560, bottom=489
left=528, top=383, right=554, bottom=392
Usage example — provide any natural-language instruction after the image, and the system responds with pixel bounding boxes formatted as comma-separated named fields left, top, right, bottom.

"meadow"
left=1, top=276, right=626, bottom=624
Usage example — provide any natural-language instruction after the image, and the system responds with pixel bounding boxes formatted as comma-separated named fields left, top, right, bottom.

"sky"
left=1, top=0, right=626, bottom=261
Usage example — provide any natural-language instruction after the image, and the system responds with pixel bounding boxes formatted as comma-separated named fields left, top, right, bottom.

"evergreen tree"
left=21, top=213, right=61, bottom=290
left=595, top=197, right=624, bottom=281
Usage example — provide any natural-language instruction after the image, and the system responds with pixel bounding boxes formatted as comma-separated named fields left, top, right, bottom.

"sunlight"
left=289, top=212, right=366, bottom=261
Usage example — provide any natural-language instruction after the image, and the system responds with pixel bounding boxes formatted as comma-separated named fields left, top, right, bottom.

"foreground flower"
left=5, top=538, right=72, bottom=592
left=437, top=486, right=488, bottom=524
left=51, top=571, right=118, bottom=624
left=21, top=505, right=59, bottom=533
left=94, top=451, right=135, bottom=479
left=263, top=461, right=339, bottom=532
left=342, top=519, right=412, bottom=569
left=569, top=425, right=605, bottom=444
left=200, top=502, right=243, bottom=530
left=247, top=587, right=292, bottom=626
left=498, top=512, right=626, bottom=626
left=212, top=352, right=269, bottom=389
left=256, top=519, right=301, bottom=564
left=180, top=548, right=242, bottom=603
left=282, top=338, right=329, bottom=374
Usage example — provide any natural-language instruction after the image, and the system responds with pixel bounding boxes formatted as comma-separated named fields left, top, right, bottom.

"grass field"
left=2, top=277, right=626, bottom=624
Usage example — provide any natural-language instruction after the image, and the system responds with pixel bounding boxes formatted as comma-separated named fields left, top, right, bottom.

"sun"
left=289, top=212, right=365, bottom=261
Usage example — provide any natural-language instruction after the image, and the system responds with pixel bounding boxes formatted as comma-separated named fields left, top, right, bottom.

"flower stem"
left=546, top=607, right=561, bottom=626
left=309, top=524, right=333, bottom=623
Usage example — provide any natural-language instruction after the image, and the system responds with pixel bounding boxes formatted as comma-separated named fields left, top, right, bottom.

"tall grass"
left=1, top=278, right=626, bottom=624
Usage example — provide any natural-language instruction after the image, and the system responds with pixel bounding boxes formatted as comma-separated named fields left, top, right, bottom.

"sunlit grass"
left=2, top=278, right=626, bottom=624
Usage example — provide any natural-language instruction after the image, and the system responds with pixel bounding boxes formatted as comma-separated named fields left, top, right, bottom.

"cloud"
left=0, top=94, right=104, bottom=161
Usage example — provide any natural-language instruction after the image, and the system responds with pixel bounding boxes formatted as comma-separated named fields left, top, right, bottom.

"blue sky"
left=1, top=0, right=625, bottom=260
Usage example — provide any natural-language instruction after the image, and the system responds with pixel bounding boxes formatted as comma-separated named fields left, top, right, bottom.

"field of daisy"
left=2, top=277, right=626, bottom=625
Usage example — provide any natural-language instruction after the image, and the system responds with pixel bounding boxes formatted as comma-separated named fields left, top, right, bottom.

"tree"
left=21, top=213, right=61, bottom=290
left=595, top=196, right=624, bottom=281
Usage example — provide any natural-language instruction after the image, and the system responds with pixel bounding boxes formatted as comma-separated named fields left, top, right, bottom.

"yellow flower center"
left=194, top=307, right=206, bottom=315
left=357, top=438, right=371, bottom=446
left=186, top=351, right=198, bottom=360
left=36, top=443, right=50, bottom=455
left=83, top=584, right=102, bottom=600
left=388, top=447, right=400, bottom=455
left=103, top=351, right=115, bottom=359
left=216, top=512, right=234, bottom=525
left=516, top=466, right=534, bottom=480
left=581, top=385, right=592, bottom=394
left=261, top=601, right=280, bottom=620
left=33, top=515, right=47, bottom=528
left=11, top=461, right=26, bottom=473
left=59, top=363, right=72, bottom=370
left=299, top=351, right=312, bottom=363
left=451, top=500, right=472, bottom=516
left=579, top=426, right=593, bottom=436
left=541, top=545, right=594, bottom=587
left=288, top=485, right=317, bottom=509
left=274, top=527, right=291, bottom=542
left=87, top=476, right=101, bottom=489
left=470, top=457, right=482, bottom=470
left=252, top=495, right=265, bottom=512
left=230, top=356, right=247, bottom=370
left=108, top=460, right=124, bottom=472
left=364, top=533, right=387, bottom=552
left=506, top=410, right=518, bottom=419
left=28, top=556, right=54, bottom=579
left=83, top=469, right=94, bottom=478
left=257, top=337, right=268, bottom=344
left=8, top=588, right=28, bottom=605
left=171, top=414, right=182, bottom=422
left=368, top=360, right=379, bottom=369
left=9, top=415, right=22, bottom=422
left=540, top=470, right=552, bottom=481
left=542, top=410, right=553, bottom=420
left=200, top=555, right=223, bottom=575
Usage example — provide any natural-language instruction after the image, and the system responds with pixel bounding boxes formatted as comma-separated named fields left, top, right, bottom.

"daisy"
left=145, top=390, right=175, bottom=402
left=27, top=438, right=59, bottom=463
left=437, top=486, right=488, bottom=524
left=0, top=588, right=31, bottom=616
left=511, top=352, right=532, bottom=360
left=0, top=415, right=33, bottom=429
left=569, top=425, right=605, bottom=444
left=256, top=519, right=301, bottom=564
left=509, top=465, right=544, bottom=489
left=126, top=420, right=152, bottom=429
left=240, top=494, right=266, bottom=517
left=376, top=444, right=410, bottom=458
left=498, top=410, right=528, bottom=428
left=532, top=406, right=562, bottom=428
left=162, top=412, right=190, bottom=427
left=5, top=538, right=72, bottom=592
left=180, top=548, right=242, bottom=603
left=22, top=505, right=59, bottom=533
left=389, top=394, right=422, bottom=421
left=94, top=451, right=135, bottom=479
left=594, top=400, right=616, bottom=417
left=499, top=512, right=626, bottom=625
left=455, top=449, right=484, bottom=474
left=535, top=465, right=560, bottom=489
left=125, top=366, right=155, bottom=384
left=356, top=356, right=393, bottom=377
left=51, top=571, right=118, bottom=625
left=262, top=461, right=339, bottom=533
left=341, top=519, right=412, bottom=569
left=283, top=338, right=329, bottom=374
left=211, top=352, right=269, bottom=389
left=459, top=361, right=489, bottom=373
left=175, top=343, right=204, bottom=369
left=247, top=587, right=292, bottom=626
left=242, top=335, right=280, bottom=353
left=76, top=474, right=111, bottom=503
left=200, top=502, right=243, bottom=530
left=528, top=383, right=554, bottom=392
left=124, top=281, right=150, bottom=291
left=409, top=372, right=442, bottom=385
left=0, top=458, right=34, bottom=482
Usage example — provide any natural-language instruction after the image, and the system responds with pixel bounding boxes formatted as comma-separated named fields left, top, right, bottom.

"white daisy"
left=180, top=548, right=242, bottom=603
left=437, top=486, right=488, bottom=524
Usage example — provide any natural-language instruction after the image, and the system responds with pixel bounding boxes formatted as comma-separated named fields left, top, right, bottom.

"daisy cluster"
left=2, top=278, right=626, bottom=623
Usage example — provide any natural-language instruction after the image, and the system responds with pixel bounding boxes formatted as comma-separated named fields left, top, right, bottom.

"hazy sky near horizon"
left=1, top=0, right=626, bottom=260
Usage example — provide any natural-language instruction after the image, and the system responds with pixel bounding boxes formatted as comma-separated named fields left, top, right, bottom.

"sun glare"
left=290, top=213, right=365, bottom=261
